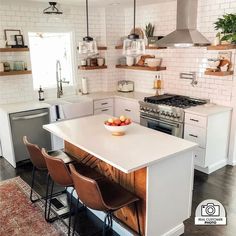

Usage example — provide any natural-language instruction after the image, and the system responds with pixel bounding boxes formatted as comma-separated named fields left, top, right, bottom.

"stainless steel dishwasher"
left=10, top=108, right=52, bottom=163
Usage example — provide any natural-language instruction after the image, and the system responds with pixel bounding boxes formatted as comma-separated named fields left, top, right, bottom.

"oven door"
left=140, top=115, right=183, bottom=138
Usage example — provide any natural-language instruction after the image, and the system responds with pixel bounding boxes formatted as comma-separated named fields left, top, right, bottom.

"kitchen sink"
left=45, top=96, right=92, bottom=105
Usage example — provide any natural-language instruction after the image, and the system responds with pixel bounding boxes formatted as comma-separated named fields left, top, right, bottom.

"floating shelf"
left=78, top=65, right=107, bottom=70
left=115, top=45, right=166, bottom=50
left=116, top=65, right=166, bottom=71
left=0, top=70, right=32, bottom=76
left=77, top=46, right=107, bottom=51
left=204, top=71, right=234, bottom=76
left=0, top=48, right=30, bottom=52
left=207, top=45, right=236, bottom=50
left=98, top=46, right=107, bottom=50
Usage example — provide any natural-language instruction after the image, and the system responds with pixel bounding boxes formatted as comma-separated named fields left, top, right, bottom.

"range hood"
left=157, top=0, right=210, bottom=47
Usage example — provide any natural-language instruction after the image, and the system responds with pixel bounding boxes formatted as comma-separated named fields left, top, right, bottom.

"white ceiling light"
left=43, top=2, right=63, bottom=15
left=78, top=0, right=98, bottom=56
left=123, top=0, right=145, bottom=56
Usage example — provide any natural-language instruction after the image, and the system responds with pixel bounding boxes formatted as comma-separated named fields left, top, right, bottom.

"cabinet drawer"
left=193, top=147, right=206, bottom=167
left=94, top=107, right=114, bottom=116
left=94, top=99, right=113, bottom=110
left=184, top=124, right=206, bottom=148
left=115, top=98, right=140, bottom=123
left=185, top=113, right=207, bottom=128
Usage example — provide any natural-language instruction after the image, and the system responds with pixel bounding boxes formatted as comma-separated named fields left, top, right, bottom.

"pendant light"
left=78, top=0, right=98, bottom=55
left=43, top=2, right=63, bottom=15
left=123, top=0, right=145, bottom=56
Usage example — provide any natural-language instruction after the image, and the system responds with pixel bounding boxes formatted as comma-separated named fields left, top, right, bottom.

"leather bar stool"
left=41, top=148, right=104, bottom=236
left=23, top=136, right=73, bottom=203
left=69, top=164, right=142, bottom=236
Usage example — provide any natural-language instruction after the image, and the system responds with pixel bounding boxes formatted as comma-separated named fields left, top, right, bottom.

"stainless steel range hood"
left=157, top=0, right=210, bottom=47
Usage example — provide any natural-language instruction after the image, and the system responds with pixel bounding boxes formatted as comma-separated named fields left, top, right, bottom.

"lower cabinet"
left=115, top=98, right=140, bottom=123
left=93, top=98, right=114, bottom=116
left=184, top=111, right=231, bottom=174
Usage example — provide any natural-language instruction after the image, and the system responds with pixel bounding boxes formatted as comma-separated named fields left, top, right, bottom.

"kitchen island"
left=44, top=114, right=197, bottom=236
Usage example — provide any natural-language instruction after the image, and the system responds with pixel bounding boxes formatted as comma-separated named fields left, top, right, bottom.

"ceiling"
left=5, top=0, right=175, bottom=7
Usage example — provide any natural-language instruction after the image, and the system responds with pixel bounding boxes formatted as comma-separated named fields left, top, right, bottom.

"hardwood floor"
left=1, top=156, right=236, bottom=236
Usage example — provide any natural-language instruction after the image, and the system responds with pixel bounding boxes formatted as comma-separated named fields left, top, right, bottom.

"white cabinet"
left=114, top=98, right=140, bottom=123
left=93, top=98, right=114, bottom=116
left=184, top=111, right=231, bottom=174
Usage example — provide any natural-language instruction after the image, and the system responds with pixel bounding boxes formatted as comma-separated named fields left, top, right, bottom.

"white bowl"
left=208, top=59, right=220, bottom=69
left=104, top=123, right=132, bottom=136
left=145, top=58, right=162, bottom=67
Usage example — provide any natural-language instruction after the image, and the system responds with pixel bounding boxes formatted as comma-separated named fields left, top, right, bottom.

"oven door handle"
left=140, top=115, right=180, bottom=128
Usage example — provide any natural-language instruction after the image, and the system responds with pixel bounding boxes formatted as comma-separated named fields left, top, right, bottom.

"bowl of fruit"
left=104, top=116, right=132, bottom=136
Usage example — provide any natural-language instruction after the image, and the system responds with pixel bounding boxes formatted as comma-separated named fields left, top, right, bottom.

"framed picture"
left=15, top=35, right=24, bottom=47
left=4, top=29, right=21, bottom=46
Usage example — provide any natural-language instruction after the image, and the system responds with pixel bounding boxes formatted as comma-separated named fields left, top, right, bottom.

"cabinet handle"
left=101, top=109, right=109, bottom=112
left=125, top=109, right=131, bottom=112
left=190, top=118, right=199, bottom=122
left=189, top=134, right=198, bottom=138
left=101, top=102, right=108, bottom=105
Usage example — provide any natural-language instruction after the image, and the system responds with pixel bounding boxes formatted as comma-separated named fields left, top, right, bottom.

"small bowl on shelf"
left=145, top=58, right=162, bottom=67
left=104, top=116, right=132, bottom=136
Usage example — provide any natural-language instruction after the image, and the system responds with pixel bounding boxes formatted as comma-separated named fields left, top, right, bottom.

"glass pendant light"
left=123, top=0, right=145, bottom=56
left=78, top=0, right=98, bottom=56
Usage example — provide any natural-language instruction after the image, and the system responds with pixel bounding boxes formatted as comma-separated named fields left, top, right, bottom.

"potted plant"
left=145, top=23, right=155, bottom=46
left=214, top=13, right=236, bottom=44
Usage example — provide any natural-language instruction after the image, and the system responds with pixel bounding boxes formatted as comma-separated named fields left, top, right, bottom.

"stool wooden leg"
left=134, top=202, right=141, bottom=236
left=30, top=166, right=36, bottom=202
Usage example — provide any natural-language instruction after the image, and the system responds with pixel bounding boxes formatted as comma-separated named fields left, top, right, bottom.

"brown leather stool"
left=69, top=164, right=141, bottom=236
left=23, top=136, right=73, bottom=203
left=41, top=148, right=104, bottom=236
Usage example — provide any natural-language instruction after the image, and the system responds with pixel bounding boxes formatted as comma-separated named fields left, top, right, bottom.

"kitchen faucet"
left=56, top=60, right=70, bottom=98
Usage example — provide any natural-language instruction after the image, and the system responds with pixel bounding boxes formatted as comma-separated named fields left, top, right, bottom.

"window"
left=28, top=32, right=74, bottom=90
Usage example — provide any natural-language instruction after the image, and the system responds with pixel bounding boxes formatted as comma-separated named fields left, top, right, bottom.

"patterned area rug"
left=0, top=176, right=67, bottom=236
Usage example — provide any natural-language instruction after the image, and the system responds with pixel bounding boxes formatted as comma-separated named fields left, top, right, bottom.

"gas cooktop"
left=144, top=94, right=207, bottom=109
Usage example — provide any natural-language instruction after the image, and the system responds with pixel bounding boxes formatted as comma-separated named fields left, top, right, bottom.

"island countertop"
left=43, top=114, right=197, bottom=173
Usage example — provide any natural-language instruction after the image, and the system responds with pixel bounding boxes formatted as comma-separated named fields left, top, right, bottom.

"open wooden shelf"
left=0, top=70, right=32, bottom=76
left=0, top=47, right=29, bottom=52
left=204, top=71, right=234, bottom=76
left=79, top=65, right=107, bottom=70
left=98, top=46, right=107, bottom=50
left=116, top=65, right=166, bottom=71
left=207, top=45, right=236, bottom=50
left=77, top=46, right=107, bottom=51
left=115, top=45, right=166, bottom=50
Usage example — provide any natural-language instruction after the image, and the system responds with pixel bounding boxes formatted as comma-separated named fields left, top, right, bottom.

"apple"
left=120, top=122, right=126, bottom=126
left=108, top=118, right=114, bottom=124
left=120, top=115, right=126, bottom=122
left=114, top=119, right=121, bottom=126
left=125, top=118, right=131, bottom=125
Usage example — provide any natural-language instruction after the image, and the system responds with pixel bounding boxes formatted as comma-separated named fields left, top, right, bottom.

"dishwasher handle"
left=11, top=112, right=49, bottom=121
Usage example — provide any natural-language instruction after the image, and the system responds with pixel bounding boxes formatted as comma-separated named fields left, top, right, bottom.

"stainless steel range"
left=139, top=94, right=208, bottom=138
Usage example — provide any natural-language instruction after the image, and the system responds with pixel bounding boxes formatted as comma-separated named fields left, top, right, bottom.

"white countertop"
left=185, top=103, right=232, bottom=116
left=0, top=101, right=51, bottom=114
left=43, top=114, right=197, bottom=173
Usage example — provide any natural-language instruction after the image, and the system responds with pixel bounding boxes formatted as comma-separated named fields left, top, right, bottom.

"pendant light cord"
left=134, top=0, right=136, bottom=34
left=86, top=0, right=89, bottom=37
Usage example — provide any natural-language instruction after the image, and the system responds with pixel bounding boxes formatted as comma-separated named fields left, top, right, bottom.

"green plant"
left=214, top=13, right=236, bottom=43
left=145, top=23, right=155, bottom=38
